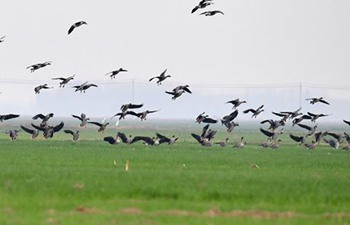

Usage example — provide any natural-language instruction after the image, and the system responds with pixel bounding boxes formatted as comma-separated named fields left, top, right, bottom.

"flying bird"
left=20, top=125, right=40, bottom=139
left=26, top=61, right=51, bottom=73
left=191, top=0, right=213, bottom=14
left=165, top=85, right=192, bottom=100
left=200, top=10, right=224, bottom=16
left=149, top=69, right=171, bottom=85
left=32, top=113, right=54, bottom=128
left=196, top=112, right=218, bottom=124
left=105, top=68, right=128, bottom=79
left=134, top=110, right=159, bottom=121
left=52, top=75, right=75, bottom=87
left=72, top=113, right=90, bottom=127
left=155, top=133, right=179, bottom=145
left=64, top=130, right=80, bottom=142
left=68, top=21, right=87, bottom=35
left=34, top=84, right=53, bottom=94
left=88, top=121, right=109, bottom=133
left=31, top=121, right=64, bottom=139
left=243, top=105, right=264, bottom=118
left=306, top=97, right=330, bottom=105
left=0, top=114, right=19, bottom=122
left=120, top=103, right=144, bottom=112
left=226, top=98, right=246, bottom=109
left=73, top=82, right=98, bottom=93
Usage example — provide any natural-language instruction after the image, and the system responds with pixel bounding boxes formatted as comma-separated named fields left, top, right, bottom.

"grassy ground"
left=1, top=125, right=350, bottom=224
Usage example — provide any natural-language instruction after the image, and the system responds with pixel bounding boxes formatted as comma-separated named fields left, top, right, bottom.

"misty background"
left=1, top=0, right=350, bottom=123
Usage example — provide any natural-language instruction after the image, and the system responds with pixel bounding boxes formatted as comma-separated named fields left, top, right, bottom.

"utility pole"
left=299, top=82, right=302, bottom=108
left=131, top=79, right=135, bottom=102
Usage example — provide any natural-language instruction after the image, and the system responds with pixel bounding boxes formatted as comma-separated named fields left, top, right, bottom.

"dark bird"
left=130, top=136, right=160, bottom=145
left=196, top=112, right=218, bottom=124
left=165, top=85, right=192, bottom=100
left=34, top=84, right=53, bottom=94
left=120, top=103, right=144, bottom=113
left=260, top=119, right=285, bottom=131
left=105, top=68, right=128, bottom=79
left=259, top=127, right=283, bottom=140
left=0, top=114, right=19, bottom=122
left=243, top=105, right=264, bottom=118
left=221, top=110, right=239, bottom=132
left=88, top=121, right=109, bottom=133
left=52, top=75, right=75, bottom=87
left=226, top=98, right=246, bottom=109
left=200, top=124, right=217, bottom=140
left=20, top=125, right=40, bottom=139
left=117, top=132, right=134, bottom=144
left=289, top=133, right=306, bottom=145
left=73, top=82, right=98, bottom=93
left=306, top=97, right=330, bottom=105
left=343, top=120, right=350, bottom=126
left=280, top=107, right=302, bottom=119
left=64, top=130, right=80, bottom=142
left=156, top=133, right=179, bottom=145
left=149, top=69, right=171, bottom=85
left=72, top=113, right=90, bottom=127
left=103, top=136, right=121, bottom=145
left=5, top=130, right=20, bottom=140
left=68, top=21, right=87, bottom=35
left=191, top=133, right=212, bottom=147
left=292, top=114, right=312, bottom=126
left=112, top=110, right=139, bottom=120
left=31, top=121, right=64, bottom=139
left=32, top=113, right=54, bottom=128
left=26, top=61, right=51, bottom=73
left=134, top=110, right=159, bottom=121
left=298, top=123, right=318, bottom=137
left=191, top=0, right=213, bottom=13
left=307, top=112, right=329, bottom=122
left=200, top=10, right=224, bottom=16
left=0, top=35, right=5, bottom=43
left=271, top=112, right=290, bottom=123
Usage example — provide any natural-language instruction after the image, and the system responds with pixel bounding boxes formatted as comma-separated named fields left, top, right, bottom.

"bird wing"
left=243, top=109, right=255, bottom=114
left=53, top=122, right=64, bottom=132
left=156, top=132, right=170, bottom=141
left=344, top=120, right=350, bottom=126
left=52, top=77, right=65, bottom=80
left=289, top=134, right=304, bottom=143
left=104, top=136, right=117, bottom=144
left=31, top=123, right=46, bottom=131
left=272, top=112, right=288, bottom=117
left=165, top=91, right=175, bottom=95
left=117, top=132, right=128, bottom=143
left=88, top=121, right=103, bottom=127
left=326, top=132, right=342, bottom=140
left=319, top=99, right=330, bottom=105
left=72, top=114, right=83, bottom=121
left=191, top=133, right=202, bottom=143
left=223, top=110, right=238, bottom=122
left=3, top=114, right=20, bottom=120
left=191, top=5, right=200, bottom=14
left=32, top=114, right=45, bottom=120
left=149, top=76, right=157, bottom=82
left=68, top=25, right=75, bottom=35
left=64, top=129, right=74, bottom=135
left=128, top=103, right=144, bottom=109
left=20, top=125, right=35, bottom=134
left=259, top=128, right=274, bottom=137
left=297, top=123, right=311, bottom=131
left=202, top=117, right=218, bottom=124
left=182, top=86, right=192, bottom=94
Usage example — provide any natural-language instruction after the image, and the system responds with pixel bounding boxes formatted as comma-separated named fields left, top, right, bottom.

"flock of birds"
left=1, top=1, right=349, bottom=150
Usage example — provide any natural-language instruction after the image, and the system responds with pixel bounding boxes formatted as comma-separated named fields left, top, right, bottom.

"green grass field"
left=1, top=124, right=350, bottom=225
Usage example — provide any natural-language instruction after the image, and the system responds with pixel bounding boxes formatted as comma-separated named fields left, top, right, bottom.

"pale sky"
left=1, top=0, right=350, bottom=122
